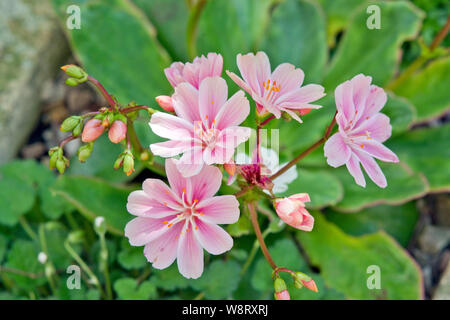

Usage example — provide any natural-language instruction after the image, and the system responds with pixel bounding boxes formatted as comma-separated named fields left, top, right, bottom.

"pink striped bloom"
left=226, top=51, right=325, bottom=122
left=125, top=159, right=240, bottom=279
left=150, top=76, right=251, bottom=177
left=165, top=53, right=223, bottom=89
left=273, top=193, right=313, bottom=231
left=324, top=74, right=399, bottom=188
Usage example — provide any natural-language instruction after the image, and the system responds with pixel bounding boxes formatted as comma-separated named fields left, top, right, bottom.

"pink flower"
left=226, top=51, right=325, bottom=122
left=150, top=76, right=251, bottom=177
left=165, top=53, right=223, bottom=89
left=324, top=74, right=399, bottom=188
left=273, top=193, right=313, bottom=231
left=108, top=120, right=127, bottom=143
left=125, top=159, right=240, bottom=279
left=302, top=279, right=318, bottom=292
left=81, top=119, right=105, bottom=142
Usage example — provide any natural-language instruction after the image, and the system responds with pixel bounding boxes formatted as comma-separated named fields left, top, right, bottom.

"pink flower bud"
left=302, top=279, right=318, bottom=292
left=155, top=95, right=175, bottom=113
left=81, top=119, right=105, bottom=142
left=108, top=120, right=127, bottom=143
left=275, top=290, right=290, bottom=300
left=224, top=161, right=236, bottom=177
left=273, top=193, right=314, bottom=231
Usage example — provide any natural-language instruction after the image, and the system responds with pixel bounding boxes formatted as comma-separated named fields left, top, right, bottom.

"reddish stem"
left=59, top=135, right=77, bottom=148
left=260, top=115, right=276, bottom=127
left=88, top=75, right=116, bottom=108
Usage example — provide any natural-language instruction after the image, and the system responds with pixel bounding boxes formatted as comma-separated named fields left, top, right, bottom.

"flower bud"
left=155, top=95, right=175, bottom=112
left=108, top=120, right=127, bottom=143
left=224, top=161, right=236, bottom=177
left=274, top=278, right=290, bottom=300
left=273, top=193, right=314, bottom=231
left=94, top=216, right=107, bottom=236
left=72, top=121, right=83, bottom=137
left=68, top=230, right=85, bottom=244
left=38, top=252, right=48, bottom=264
left=65, top=77, right=80, bottom=87
left=299, top=108, right=312, bottom=116
left=123, top=152, right=134, bottom=176
left=114, top=154, right=125, bottom=170
left=294, top=272, right=318, bottom=292
left=61, top=65, right=86, bottom=79
left=49, top=151, right=59, bottom=170
left=77, top=143, right=93, bottom=163
left=82, top=119, right=105, bottom=142
left=56, top=158, right=67, bottom=174
left=60, top=116, right=81, bottom=132
left=302, top=279, right=318, bottom=292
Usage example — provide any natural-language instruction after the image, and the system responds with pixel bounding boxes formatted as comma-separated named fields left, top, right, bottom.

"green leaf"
left=118, top=238, right=147, bottom=270
left=51, top=175, right=134, bottom=235
left=323, top=1, right=424, bottom=90
left=4, top=240, right=46, bottom=290
left=393, top=56, right=450, bottom=123
left=44, top=223, right=81, bottom=269
left=261, top=0, right=327, bottom=83
left=0, top=175, right=34, bottom=226
left=151, top=264, right=190, bottom=291
left=190, top=260, right=241, bottom=299
left=133, top=0, right=189, bottom=61
left=114, top=278, right=157, bottom=300
left=297, top=212, right=423, bottom=299
left=387, top=124, right=450, bottom=192
left=279, top=168, right=343, bottom=209
left=332, top=163, right=428, bottom=212
left=0, top=160, right=70, bottom=220
left=383, top=93, right=416, bottom=136
left=227, top=212, right=253, bottom=237
left=52, top=0, right=171, bottom=104
left=326, top=202, right=419, bottom=247
left=0, top=234, right=7, bottom=264
left=196, top=0, right=273, bottom=73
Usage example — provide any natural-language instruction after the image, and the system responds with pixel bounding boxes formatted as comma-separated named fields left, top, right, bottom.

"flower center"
left=194, top=118, right=219, bottom=148
left=262, top=79, right=281, bottom=101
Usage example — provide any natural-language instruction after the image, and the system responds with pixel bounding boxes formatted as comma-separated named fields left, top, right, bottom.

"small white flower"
left=38, top=252, right=47, bottom=264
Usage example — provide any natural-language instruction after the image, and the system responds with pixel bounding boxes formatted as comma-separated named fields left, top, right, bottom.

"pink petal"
left=142, top=178, right=182, bottom=208
left=189, top=164, right=222, bottom=201
left=214, top=90, right=250, bottom=130
left=177, top=225, right=204, bottom=279
left=165, top=159, right=193, bottom=200
left=203, top=145, right=234, bottom=165
left=345, top=153, right=366, bottom=187
left=290, top=193, right=310, bottom=203
left=149, top=112, right=193, bottom=141
left=226, top=70, right=252, bottom=95
left=177, top=147, right=205, bottom=178
left=193, top=218, right=233, bottom=255
left=281, top=108, right=303, bottom=123
left=143, top=222, right=182, bottom=269
left=297, top=208, right=314, bottom=232
left=216, top=126, right=251, bottom=150
left=126, top=190, right=180, bottom=218
left=172, top=82, right=201, bottom=122
left=350, top=74, right=371, bottom=118
left=164, top=62, right=185, bottom=88
left=125, top=217, right=174, bottom=246
left=196, top=195, right=240, bottom=224
left=150, top=140, right=192, bottom=157
left=359, top=85, right=387, bottom=121
left=354, top=150, right=387, bottom=188
left=276, top=84, right=325, bottom=109
left=236, top=52, right=271, bottom=97
left=350, top=113, right=392, bottom=143
left=352, top=139, right=399, bottom=163
left=198, top=76, right=228, bottom=127
left=324, top=133, right=351, bottom=167
left=271, top=63, right=305, bottom=96
left=335, top=80, right=355, bottom=123
left=198, top=52, right=223, bottom=82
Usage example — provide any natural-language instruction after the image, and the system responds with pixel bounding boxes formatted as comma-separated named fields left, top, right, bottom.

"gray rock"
left=418, top=225, right=450, bottom=254
left=0, top=0, right=69, bottom=163
left=435, top=194, right=450, bottom=227
left=433, top=258, right=450, bottom=300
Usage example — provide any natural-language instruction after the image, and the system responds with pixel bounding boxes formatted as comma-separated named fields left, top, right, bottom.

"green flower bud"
left=65, top=77, right=79, bottom=87
left=77, top=143, right=93, bottom=163
left=123, top=153, right=134, bottom=176
left=94, top=216, right=107, bottom=236
left=114, top=154, right=124, bottom=170
left=72, top=121, right=83, bottom=137
left=60, top=116, right=81, bottom=132
left=67, top=230, right=85, bottom=244
left=274, top=277, right=287, bottom=293
left=49, top=151, right=58, bottom=170
left=61, top=65, right=86, bottom=79
left=56, top=158, right=66, bottom=174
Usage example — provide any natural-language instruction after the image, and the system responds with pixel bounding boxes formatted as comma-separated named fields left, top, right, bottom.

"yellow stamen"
left=163, top=221, right=168, bottom=225
left=360, top=144, right=364, bottom=148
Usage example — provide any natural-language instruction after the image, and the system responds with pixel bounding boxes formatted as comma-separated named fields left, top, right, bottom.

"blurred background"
left=0, top=0, right=449, bottom=300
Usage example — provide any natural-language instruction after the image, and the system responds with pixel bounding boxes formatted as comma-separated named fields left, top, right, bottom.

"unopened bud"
left=94, top=216, right=107, bottom=236
left=56, top=158, right=66, bottom=174
left=274, top=278, right=290, bottom=300
left=38, top=252, right=48, bottom=264
left=82, top=119, right=105, bottom=142
left=123, top=152, right=134, bottom=176
left=77, top=143, right=93, bottom=162
left=302, top=279, right=318, bottom=292
left=49, top=151, right=58, bottom=170
left=294, top=272, right=318, bottom=292
left=68, top=230, right=85, bottom=244
left=299, top=108, right=312, bottom=116
left=72, top=122, right=83, bottom=137
left=140, top=150, right=150, bottom=161
left=155, top=95, right=175, bottom=113
left=108, top=120, right=127, bottom=143
left=224, top=161, right=236, bottom=176
left=60, top=116, right=81, bottom=132
left=114, top=154, right=125, bottom=170
left=61, top=64, right=86, bottom=79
